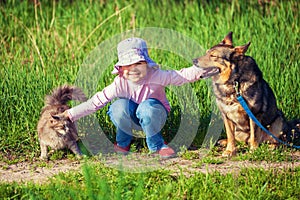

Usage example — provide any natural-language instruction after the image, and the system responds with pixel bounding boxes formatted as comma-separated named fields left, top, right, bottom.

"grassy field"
left=1, top=159, right=300, bottom=199
left=1, top=0, right=300, bottom=199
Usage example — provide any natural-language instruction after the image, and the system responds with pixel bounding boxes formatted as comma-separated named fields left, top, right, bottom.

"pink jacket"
left=68, top=66, right=206, bottom=121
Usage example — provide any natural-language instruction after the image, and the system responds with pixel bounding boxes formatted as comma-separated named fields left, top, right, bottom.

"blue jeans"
left=107, top=98, right=168, bottom=152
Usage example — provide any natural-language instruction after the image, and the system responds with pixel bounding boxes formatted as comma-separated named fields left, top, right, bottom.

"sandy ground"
left=1, top=150, right=300, bottom=184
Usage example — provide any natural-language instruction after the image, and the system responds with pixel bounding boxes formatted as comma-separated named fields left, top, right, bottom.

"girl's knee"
left=108, top=99, right=130, bottom=121
left=136, top=99, right=167, bottom=126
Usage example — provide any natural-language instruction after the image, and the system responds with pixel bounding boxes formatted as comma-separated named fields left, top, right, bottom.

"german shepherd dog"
left=193, top=32, right=300, bottom=157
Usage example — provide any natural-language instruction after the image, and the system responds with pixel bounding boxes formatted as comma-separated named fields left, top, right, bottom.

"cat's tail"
left=45, top=85, right=87, bottom=106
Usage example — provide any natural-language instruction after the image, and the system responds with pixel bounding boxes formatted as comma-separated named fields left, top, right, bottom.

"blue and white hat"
left=112, top=37, right=158, bottom=74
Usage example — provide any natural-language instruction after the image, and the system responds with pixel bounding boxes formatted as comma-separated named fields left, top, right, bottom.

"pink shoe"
left=114, top=143, right=130, bottom=155
left=157, top=146, right=176, bottom=159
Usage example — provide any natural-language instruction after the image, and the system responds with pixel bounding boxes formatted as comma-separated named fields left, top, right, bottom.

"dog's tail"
left=45, top=85, right=87, bottom=106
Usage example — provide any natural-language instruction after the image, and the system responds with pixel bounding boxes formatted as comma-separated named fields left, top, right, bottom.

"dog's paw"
left=222, top=149, right=236, bottom=157
left=249, top=142, right=259, bottom=152
left=217, top=139, right=228, bottom=147
left=268, top=143, right=279, bottom=150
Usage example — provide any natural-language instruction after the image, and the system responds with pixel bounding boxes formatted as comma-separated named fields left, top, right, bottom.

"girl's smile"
left=120, top=61, right=148, bottom=82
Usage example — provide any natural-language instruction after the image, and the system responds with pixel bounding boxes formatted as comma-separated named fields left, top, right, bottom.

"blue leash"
left=237, top=94, right=300, bottom=149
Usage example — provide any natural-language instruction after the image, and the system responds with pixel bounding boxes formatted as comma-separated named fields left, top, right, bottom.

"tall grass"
left=1, top=0, right=299, bottom=161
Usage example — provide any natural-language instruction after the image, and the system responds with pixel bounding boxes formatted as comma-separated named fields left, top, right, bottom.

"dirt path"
left=1, top=151, right=300, bottom=184
left=0, top=159, right=82, bottom=184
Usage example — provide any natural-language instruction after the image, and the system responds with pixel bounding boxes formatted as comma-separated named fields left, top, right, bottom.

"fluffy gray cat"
left=37, top=85, right=87, bottom=160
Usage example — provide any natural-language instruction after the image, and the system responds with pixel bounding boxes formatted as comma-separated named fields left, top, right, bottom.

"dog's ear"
left=220, top=32, right=233, bottom=46
left=234, top=42, right=251, bottom=55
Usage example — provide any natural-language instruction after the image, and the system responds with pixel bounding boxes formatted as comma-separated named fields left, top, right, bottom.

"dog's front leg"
left=222, top=115, right=236, bottom=157
left=249, top=118, right=259, bottom=151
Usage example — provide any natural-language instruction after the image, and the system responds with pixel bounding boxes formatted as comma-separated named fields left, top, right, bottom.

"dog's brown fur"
left=37, top=85, right=87, bottom=160
left=193, top=32, right=300, bottom=157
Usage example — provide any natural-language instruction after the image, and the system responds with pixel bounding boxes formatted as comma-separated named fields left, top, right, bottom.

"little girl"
left=61, top=37, right=208, bottom=159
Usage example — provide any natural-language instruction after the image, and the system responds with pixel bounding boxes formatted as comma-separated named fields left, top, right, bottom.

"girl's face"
left=120, top=61, right=148, bottom=82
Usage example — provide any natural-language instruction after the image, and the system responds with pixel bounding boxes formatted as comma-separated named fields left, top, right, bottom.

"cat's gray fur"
left=37, top=85, right=87, bottom=160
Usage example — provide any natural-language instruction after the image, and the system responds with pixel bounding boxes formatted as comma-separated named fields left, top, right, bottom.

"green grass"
left=1, top=0, right=299, bottom=199
left=1, top=162, right=300, bottom=199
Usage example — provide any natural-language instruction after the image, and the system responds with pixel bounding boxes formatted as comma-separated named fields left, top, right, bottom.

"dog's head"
left=193, top=32, right=251, bottom=83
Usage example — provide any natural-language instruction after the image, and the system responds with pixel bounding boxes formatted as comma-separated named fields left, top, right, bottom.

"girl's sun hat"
left=112, top=37, right=158, bottom=74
